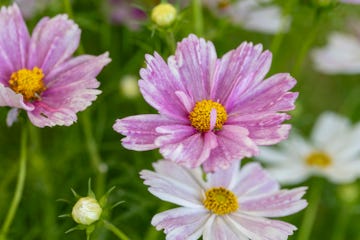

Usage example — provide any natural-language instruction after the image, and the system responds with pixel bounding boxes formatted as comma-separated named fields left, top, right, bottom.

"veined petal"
left=232, top=162, right=280, bottom=197
left=202, top=125, right=258, bottom=172
left=212, top=42, right=271, bottom=106
left=113, top=114, right=177, bottom=151
left=141, top=161, right=205, bottom=207
left=203, top=216, right=248, bottom=240
left=267, top=166, right=310, bottom=185
left=230, top=73, right=297, bottom=114
left=240, top=187, right=308, bottom=217
left=151, top=207, right=210, bottom=240
left=206, top=160, right=241, bottom=189
left=227, top=213, right=297, bottom=240
left=173, top=34, right=217, bottom=101
left=139, top=53, right=189, bottom=120
left=159, top=131, right=218, bottom=168
left=0, top=4, right=30, bottom=83
left=28, top=14, right=80, bottom=74
left=0, top=84, right=34, bottom=111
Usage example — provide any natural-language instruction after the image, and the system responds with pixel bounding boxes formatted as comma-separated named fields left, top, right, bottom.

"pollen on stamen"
left=189, top=100, right=227, bottom=132
left=306, top=151, right=332, bottom=168
left=203, top=187, right=238, bottom=215
left=8, top=67, right=46, bottom=102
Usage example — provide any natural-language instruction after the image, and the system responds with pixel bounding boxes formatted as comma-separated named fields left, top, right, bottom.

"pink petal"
left=28, top=14, right=80, bottom=75
left=113, top=114, right=177, bottom=151
left=202, top=125, right=258, bottom=172
left=230, top=73, right=297, bottom=114
left=159, top=131, right=218, bottom=168
left=249, top=124, right=292, bottom=145
left=139, top=53, right=189, bottom=120
left=27, top=104, right=77, bottom=127
left=0, top=4, right=30, bottom=83
left=6, top=108, right=19, bottom=126
left=240, top=187, right=308, bottom=217
left=211, top=42, right=271, bottom=106
left=228, top=213, right=298, bottom=240
left=206, top=160, right=241, bottom=189
left=232, top=162, right=280, bottom=197
left=173, top=34, right=217, bottom=101
left=0, top=84, right=34, bottom=111
left=203, top=216, right=248, bottom=240
left=152, top=207, right=210, bottom=240
left=140, top=161, right=205, bottom=207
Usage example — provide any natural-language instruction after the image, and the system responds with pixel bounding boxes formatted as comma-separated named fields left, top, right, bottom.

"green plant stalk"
left=331, top=204, right=351, bottom=240
left=297, top=178, right=324, bottom=240
left=103, top=220, right=130, bottom=240
left=192, top=0, right=204, bottom=36
left=0, top=126, right=28, bottom=240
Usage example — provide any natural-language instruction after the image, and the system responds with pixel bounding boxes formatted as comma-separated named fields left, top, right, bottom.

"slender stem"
left=292, top=8, right=323, bottom=77
left=103, top=220, right=129, bottom=240
left=297, top=178, right=324, bottom=240
left=63, top=0, right=74, bottom=18
left=81, top=110, right=106, bottom=197
left=331, top=204, right=351, bottom=240
left=192, top=0, right=203, bottom=36
left=0, top=126, right=28, bottom=240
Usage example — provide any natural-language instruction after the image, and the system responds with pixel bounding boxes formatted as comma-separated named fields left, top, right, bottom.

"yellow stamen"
left=305, top=151, right=332, bottom=168
left=8, top=67, right=46, bottom=102
left=189, top=100, right=227, bottom=132
left=203, top=187, right=238, bottom=215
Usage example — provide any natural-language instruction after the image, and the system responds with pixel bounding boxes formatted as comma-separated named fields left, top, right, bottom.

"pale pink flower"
left=113, top=34, right=298, bottom=172
left=140, top=160, right=307, bottom=240
left=341, top=0, right=360, bottom=4
left=0, top=4, right=111, bottom=127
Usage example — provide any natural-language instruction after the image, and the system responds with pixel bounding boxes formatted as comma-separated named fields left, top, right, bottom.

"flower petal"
left=139, top=53, right=189, bottom=120
left=227, top=213, right=298, bottom=240
left=113, top=114, right=177, bottom=151
left=203, top=216, right=248, bottom=240
left=202, top=125, right=258, bottom=172
left=240, top=187, right=308, bottom=217
left=151, top=207, right=210, bottom=240
left=140, top=160, right=205, bottom=207
left=232, top=162, right=280, bottom=197
left=173, top=34, right=217, bottom=101
left=159, top=131, right=218, bottom=168
left=206, top=160, right=241, bottom=189
left=0, top=84, right=34, bottom=111
left=28, top=14, right=80, bottom=75
left=0, top=4, right=30, bottom=83
left=211, top=42, right=271, bottom=106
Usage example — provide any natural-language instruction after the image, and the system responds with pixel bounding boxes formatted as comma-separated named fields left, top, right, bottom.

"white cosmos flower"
left=140, top=160, right=307, bottom=240
left=311, top=32, right=360, bottom=74
left=258, top=112, right=360, bottom=184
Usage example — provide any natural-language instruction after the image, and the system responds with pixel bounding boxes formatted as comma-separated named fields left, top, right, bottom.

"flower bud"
left=72, top=197, right=102, bottom=225
left=151, top=3, right=177, bottom=27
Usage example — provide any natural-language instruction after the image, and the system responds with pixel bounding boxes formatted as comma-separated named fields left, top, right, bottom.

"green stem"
left=63, top=0, right=74, bottom=18
left=297, top=178, right=324, bottom=240
left=292, top=8, right=323, bottom=77
left=331, top=204, right=351, bottom=240
left=0, top=126, right=28, bottom=240
left=192, top=0, right=203, bottom=36
left=81, top=110, right=106, bottom=197
left=103, top=220, right=129, bottom=240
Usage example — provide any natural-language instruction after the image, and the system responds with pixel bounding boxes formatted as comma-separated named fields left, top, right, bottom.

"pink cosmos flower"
left=113, top=34, right=298, bottom=172
left=140, top=160, right=307, bottom=239
left=0, top=4, right=111, bottom=127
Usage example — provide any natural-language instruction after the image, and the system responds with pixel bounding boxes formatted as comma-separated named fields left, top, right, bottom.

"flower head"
left=258, top=112, right=360, bottom=184
left=151, top=3, right=177, bottom=27
left=0, top=4, right=111, bottom=127
left=113, top=34, right=298, bottom=172
left=311, top=32, right=360, bottom=74
left=140, top=160, right=307, bottom=239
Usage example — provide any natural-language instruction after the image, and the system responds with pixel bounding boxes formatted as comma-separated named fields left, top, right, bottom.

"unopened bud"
left=151, top=3, right=177, bottom=27
left=72, top=197, right=102, bottom=225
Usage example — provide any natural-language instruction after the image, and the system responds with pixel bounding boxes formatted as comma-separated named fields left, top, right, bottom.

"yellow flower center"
left=305, top=151, right=332, bottom=168
left=203, top=187, right=239, bottom=215
left=8, top=67, right=46, bottom=102
left=189, top=100, right=227, bottom=132
left=151, top=3, right=177, bottom=27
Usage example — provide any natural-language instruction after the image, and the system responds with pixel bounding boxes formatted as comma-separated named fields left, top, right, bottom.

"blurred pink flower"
left=341, top=0, right=360, bottom=4
left=107, top=0, right=147, bottom=30
left=258, top=112, right=360, bottom=184
left=113, top=34, right=298, bottom=172
left=140, top=160, right=307, bottom=239
left=14, top=0, right=50, bottom=19
left=0, top=4, right=111, bottom=127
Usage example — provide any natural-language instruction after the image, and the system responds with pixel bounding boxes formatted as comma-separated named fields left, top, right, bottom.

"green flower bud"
left=151, top=3, right=177, bottom=27
left=72, top=197, right=102, bottom=225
